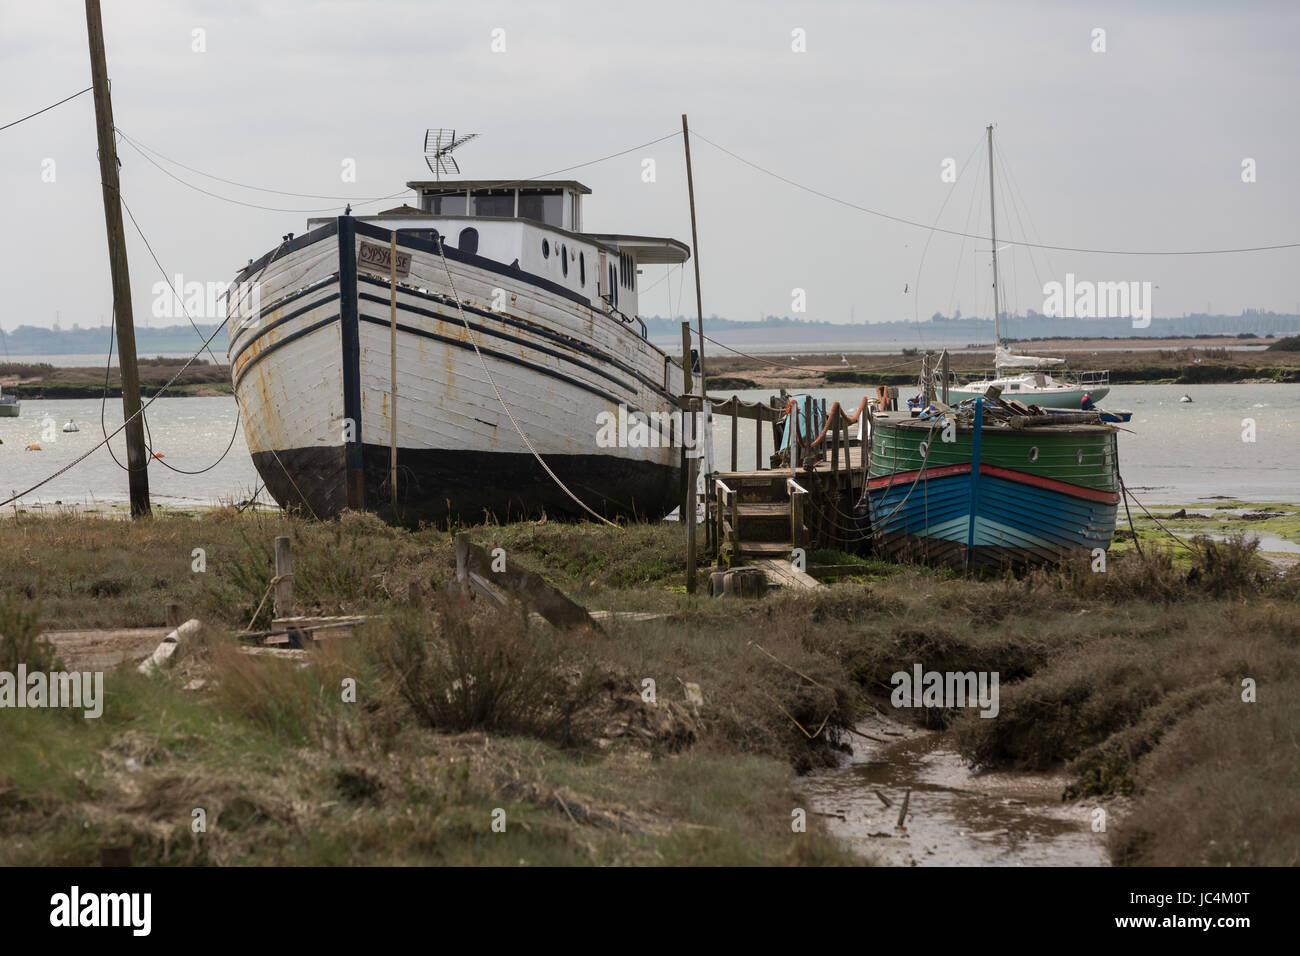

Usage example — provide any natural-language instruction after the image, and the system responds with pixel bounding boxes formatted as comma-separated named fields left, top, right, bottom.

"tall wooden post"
left=86, top=0, right=150, bottom=517
left=941, top=349, right=950, bottom=404
left=685, top=420, right=698, bottom=595
left=273, top=536, right=294, bottom=619
left=681, top=115, right=706, bottom=394
left=389, top=233, right=398, bottom=508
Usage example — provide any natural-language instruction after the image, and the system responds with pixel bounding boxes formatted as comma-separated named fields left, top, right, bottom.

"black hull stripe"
left=356, top=273, right=672, bottom=402
left=358, top=291, right=637, bottom=396
left=356, top=313, right=623, bottom=405
left=233, top=315, right=340, bottom=390
left=232, top=217, right=677, bottom=381
left=230, top=291, right=341, bottom=367
left=357, top=314, right=676, bottom=445
left=228, top=273, right=340, bottom=356
left=234, top=311, right=676, bottom=446
left=338, top=218, right=364, bottom=463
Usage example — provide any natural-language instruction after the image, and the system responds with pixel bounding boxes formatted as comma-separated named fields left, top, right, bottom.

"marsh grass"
left=1, top=511, right=1296, bottom=866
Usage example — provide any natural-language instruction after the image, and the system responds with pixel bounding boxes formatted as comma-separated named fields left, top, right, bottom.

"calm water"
left=1, top=396, right=263, bottom=509
left=2, top=384, right=1296, bottom=509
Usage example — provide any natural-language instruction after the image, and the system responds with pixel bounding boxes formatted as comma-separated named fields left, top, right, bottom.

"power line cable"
left=692, top=129, right=1300, bottom=257
left=0, top=86, right=91, bottom=133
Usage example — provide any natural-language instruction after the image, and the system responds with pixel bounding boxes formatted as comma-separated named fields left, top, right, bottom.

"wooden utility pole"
left=86, top=0, right=150, bottom=517
left=681, top=115, right=706, bottom=393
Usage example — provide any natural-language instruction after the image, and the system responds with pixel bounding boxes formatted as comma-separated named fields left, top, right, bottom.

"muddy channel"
left=802, top=714, right=1112, bottom=866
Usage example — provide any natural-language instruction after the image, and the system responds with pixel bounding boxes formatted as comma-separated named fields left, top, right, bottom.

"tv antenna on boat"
left=424, top=129, right=480, bottom=180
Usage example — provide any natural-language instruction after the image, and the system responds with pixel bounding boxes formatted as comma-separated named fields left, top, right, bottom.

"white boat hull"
left=946, top=385, right=1109, bottom=409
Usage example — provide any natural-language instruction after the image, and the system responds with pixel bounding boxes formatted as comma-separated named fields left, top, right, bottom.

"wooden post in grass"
left=273, top=536, right=294, bottom=618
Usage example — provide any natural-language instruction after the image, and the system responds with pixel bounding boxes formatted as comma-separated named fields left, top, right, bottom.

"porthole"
left=542, top=238, right=549, bottom=258
left=1028, top=446, right=1040, bottom=462
left=561, top=244, right=568, bottom=277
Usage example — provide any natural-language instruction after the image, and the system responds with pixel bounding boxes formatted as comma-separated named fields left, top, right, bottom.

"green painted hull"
left=866, top=413, right=1121, bottom=568
left=869, top=417, right=1118, bottom=493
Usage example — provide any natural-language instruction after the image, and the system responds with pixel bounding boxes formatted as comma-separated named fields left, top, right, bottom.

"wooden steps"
left=738, top=540, right=795, bottom=558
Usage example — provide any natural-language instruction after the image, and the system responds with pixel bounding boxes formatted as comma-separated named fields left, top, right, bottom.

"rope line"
left=431, top=238, right=620, bottom=528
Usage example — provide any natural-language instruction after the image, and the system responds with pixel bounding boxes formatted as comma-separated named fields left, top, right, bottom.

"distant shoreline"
left=0, top=358, right=231, bottom=399
left=4, top=336, right=1298, bottom=398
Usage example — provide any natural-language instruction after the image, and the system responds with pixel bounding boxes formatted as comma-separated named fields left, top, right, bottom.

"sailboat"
left=945, top=128, right=1110, bottom=410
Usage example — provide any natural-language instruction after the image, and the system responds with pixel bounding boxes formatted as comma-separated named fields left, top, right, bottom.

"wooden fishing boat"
left=227, top=136, right=691, bottom=525
left=864, top=397, right=1120, bottom=568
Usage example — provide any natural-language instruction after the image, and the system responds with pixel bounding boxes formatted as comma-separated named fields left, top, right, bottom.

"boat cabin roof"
left=406, top=179, right=592, bottom=195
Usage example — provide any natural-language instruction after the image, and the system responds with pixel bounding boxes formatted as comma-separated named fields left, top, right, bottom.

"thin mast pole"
left=86, top=0, right=150, bottom=518
left=986, top=123, right=1001, bottom=351
left=681, top=114, right=706, bottom=393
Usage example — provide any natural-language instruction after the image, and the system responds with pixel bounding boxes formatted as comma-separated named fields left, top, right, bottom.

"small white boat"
left=1179, top=394, right=1193, bottom=403
left=62, top=420, right=79, bottom=432
left=0, top=391, right=19, bottom=417
left=946, top=351, right=1110, bottom=410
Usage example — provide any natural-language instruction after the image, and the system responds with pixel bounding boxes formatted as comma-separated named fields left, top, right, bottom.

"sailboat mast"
left=986, top=123, right=1001, bottom=350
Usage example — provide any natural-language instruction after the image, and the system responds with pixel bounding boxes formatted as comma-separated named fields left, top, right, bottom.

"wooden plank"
left=588, top=610, right=667, bottom=623
left=739, top=541, right=795, bottom=557
left=240, top=646, right=310, bottom=660
left=455, top=533, right=598, bottom=631
left=751, top=558, right=827, bottom=591
left=41, top=627, right=171, bottom=670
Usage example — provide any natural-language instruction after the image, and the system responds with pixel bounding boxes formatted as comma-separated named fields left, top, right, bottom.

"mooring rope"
left=430, top=237, right=619, bottom=528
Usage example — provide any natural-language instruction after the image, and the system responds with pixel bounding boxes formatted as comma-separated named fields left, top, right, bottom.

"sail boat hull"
left=946, top=384, right=1109, bottom=409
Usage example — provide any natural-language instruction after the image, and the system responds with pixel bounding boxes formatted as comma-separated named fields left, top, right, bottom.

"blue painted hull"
left=866, top=465, right=1119, bottom=567
left=866, top=397, right=1120, bottom=568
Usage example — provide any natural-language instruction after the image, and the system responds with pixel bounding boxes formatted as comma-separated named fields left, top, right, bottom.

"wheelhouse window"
left=518, top=188, right=564, bottom=227
left=470, top=189, right=514, bottom=218
left=424, top=191, right=467, bottom=216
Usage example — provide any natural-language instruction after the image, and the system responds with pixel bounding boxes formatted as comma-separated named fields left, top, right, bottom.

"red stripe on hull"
left=867, top=462, right=1119, bottom=504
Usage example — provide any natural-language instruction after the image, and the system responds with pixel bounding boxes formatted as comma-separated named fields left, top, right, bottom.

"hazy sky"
left=2, top=0, right=1298, bottom=336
